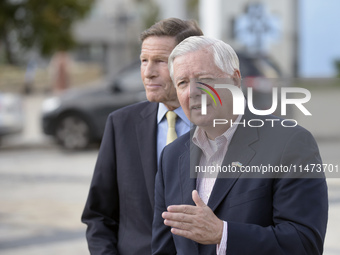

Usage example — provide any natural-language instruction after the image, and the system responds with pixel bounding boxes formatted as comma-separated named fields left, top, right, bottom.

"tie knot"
left=166, top=111, right=177, bottom=128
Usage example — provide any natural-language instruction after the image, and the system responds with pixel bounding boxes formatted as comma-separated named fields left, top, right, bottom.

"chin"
left=146, top=94, right=162, bottom=103
left=191, top=115, right=214, bottom=128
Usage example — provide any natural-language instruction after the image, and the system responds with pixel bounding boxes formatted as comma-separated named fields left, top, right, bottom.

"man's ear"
left=232, top=70, right=241, bottom=88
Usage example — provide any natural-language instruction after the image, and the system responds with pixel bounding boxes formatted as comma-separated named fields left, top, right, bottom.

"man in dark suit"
left=81, top=19, right=203, bottom=254
left=152, top=36, right=328, bottom=254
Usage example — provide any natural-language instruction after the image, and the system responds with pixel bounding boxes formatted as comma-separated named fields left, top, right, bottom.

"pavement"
left=0, top=94, right=95, bottom=254
left=0, top=91, right=339, bottom=254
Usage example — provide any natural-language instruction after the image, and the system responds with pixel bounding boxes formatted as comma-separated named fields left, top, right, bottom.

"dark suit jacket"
left=152, top=110, right=328, bottom=255
left=82, top=101, right=159, bottom=255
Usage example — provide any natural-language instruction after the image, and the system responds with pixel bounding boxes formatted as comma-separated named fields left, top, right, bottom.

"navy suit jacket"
left=82, top=101, right=159, bottom=255
left=152, top=110, right=328, bottom=255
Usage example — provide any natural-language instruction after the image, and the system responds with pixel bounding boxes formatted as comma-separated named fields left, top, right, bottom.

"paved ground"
left=0, top=94, right=94, bottom=254
left=0, top=147, right=96, bottom=255
left=0, top=92, right=339, bottom=254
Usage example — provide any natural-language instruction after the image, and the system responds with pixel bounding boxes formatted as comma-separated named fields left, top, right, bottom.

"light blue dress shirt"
left=157, top=103, right=190, bottom=163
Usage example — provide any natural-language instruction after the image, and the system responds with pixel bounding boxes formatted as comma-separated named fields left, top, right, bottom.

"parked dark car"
left=41, top=53, right=281, bottom=150
left=41, top=61, right=146, bottom=149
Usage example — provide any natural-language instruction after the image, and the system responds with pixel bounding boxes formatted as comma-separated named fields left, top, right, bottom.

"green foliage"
left=0, top=0, right=94, bottom=64
left=0, top=1, right=21, bottom=64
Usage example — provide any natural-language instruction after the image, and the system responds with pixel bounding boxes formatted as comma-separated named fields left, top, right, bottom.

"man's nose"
left=143, top=62, right=157, bottom=78
left=189, top=82, right=203, bottom=98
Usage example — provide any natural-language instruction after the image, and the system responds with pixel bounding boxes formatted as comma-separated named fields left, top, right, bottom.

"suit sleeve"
left=226, top=129, right=328, bottom=255
left=152, top=149, right=177, bottom=255
left=81, top=115, right=120, bottom=255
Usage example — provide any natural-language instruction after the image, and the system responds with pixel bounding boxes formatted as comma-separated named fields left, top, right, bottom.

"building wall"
left=201, top=0, right=298, bottom=77
left=73, top=0, right=299, bottom=77
left=73, top=0, right=142, bottom=75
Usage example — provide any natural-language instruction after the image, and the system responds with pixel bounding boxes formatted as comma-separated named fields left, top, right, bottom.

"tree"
left=0, top=0, right=20, bottom=64
left=0, top=0, right=94, bottom=65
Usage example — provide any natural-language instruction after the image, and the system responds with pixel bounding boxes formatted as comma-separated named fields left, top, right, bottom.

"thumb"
left=192, top=190, right=206, bottom=207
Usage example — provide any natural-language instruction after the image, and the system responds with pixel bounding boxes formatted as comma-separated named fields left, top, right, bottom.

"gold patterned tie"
left=166, top=111, right=178, bottom=145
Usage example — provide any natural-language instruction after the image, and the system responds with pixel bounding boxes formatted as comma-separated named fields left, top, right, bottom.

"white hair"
left=168, top=36, right=240, bottom=82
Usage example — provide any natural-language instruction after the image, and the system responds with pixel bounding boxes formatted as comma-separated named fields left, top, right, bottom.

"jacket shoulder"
left=107, top=101, right=158, bottom=121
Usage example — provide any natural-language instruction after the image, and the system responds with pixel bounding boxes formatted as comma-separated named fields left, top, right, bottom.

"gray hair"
left=168, top=36, right=240, bottom=82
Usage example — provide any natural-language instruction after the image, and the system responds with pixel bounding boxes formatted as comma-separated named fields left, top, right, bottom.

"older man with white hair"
left=152, top=36, right=328, bottom=255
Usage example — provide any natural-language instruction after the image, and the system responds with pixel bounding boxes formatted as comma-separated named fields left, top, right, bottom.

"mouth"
left=190, top=103, right=213, bottom=113
left=145, top=83, right=161, bottom=88
left=191, top=105, right=201, bottom=110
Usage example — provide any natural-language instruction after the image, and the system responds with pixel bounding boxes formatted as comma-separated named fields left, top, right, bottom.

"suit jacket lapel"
left=179, top=138, right=199, bottom=253
left=207, top=111, right=259, bottom=211
left=179, top=139, right=197, bottom=206
left=136, top=102, right=158, bottom=208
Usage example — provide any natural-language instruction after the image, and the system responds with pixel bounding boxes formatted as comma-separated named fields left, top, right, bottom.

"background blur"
left=0, top=0, right=339, bottom=254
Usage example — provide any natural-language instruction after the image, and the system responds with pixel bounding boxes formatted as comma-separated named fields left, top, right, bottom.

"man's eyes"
left=140, top=59, right=166, bottom=63
left=177, top=81, right=187, bottom=87
left=155, top=59, right=166, bottom=63
left=176, top=79, right=214, bottom=87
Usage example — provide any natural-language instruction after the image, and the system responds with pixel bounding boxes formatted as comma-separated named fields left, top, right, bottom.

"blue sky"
left=299, top=0, right=340, bottom=77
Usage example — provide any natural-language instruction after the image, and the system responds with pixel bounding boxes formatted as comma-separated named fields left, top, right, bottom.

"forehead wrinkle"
left=174, top=71, right=213, bottom=81
left=194, top=71, right=212, bottom=77
left=140, top=52, right=169, bottom=58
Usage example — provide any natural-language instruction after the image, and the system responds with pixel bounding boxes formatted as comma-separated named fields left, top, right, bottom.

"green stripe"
left=197, top=87, right=217, bottom=106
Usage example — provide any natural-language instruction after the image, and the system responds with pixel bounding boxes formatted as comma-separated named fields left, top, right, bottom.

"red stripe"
left=197, top=82, right=222, bottom=106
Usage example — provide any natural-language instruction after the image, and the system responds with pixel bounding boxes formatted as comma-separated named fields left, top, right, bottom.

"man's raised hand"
left=162, top=190, right=223, bottom=245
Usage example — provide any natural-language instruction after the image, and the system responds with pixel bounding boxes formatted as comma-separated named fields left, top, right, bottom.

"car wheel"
left=55, top=114, right=91, bottom=150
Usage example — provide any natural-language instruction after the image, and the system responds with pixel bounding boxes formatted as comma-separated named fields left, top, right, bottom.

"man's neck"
left=203, top=114, right=239, bottom=140
left=163, top=101, right=180, bottom=111
left=203, top=125, right=229, bottom=140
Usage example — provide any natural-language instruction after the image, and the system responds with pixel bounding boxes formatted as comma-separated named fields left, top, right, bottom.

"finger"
left=192, top=190, right=206, bottom=207
left=167, top=205, right=196, bottom=214
left=171, top=227, right=193, bottom=240
left=162, top=211, right=194, bottom=224
left=163, top=219, right=191, bottom=231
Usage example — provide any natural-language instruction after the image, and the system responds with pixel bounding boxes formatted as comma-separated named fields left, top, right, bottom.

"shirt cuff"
left=216, top=221, right=228, bottom=255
